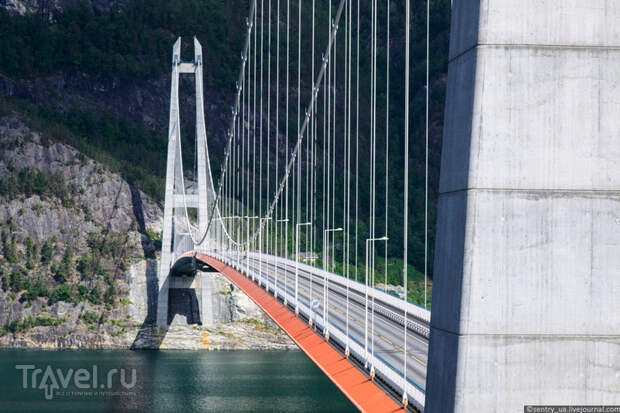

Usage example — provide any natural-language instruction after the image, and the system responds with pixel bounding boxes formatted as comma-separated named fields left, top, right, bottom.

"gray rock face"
left=1, top=0, right=118, bottom=15
left=0, top=116, right=295, bottom=350
left=0, top=117, right=162, bottom=239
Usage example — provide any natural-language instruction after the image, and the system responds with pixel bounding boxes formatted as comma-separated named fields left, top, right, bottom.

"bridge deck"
left=197, top=253, right=405, bottom=413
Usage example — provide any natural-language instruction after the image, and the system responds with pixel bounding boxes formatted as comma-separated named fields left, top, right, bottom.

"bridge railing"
left=259, top=252, right=431, bottom=328
left=209, top=250, right=426, bottom=412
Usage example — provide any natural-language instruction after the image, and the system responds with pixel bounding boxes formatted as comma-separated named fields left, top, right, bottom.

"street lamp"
left=220, top=216, right=242, bottom=268
left=295, top=222, right=312, bottom=316
left=258, top=216, right=272, bottom=289
left=242, top=215, right=259, bottom=247
left=365, top=236, right=388, bottom=379
left=274, top=218, right=289, bottom=302
left=240, top=215, right=260, bottom=280
left=322, top=227, right=343, bottom=341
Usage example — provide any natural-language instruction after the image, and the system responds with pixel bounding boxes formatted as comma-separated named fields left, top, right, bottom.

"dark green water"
left=0, top=350, right=355, bottom=413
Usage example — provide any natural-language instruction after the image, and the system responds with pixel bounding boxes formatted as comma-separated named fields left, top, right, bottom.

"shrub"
left=5, top=320, right=22, bottom=333
left=77, top=284, right=89, bottom=297
left=54, top=246, right=73, bottom=282
left=35, top=316, right=64, bottom=327
left=81, top=311, right=99, bottom=325
left=22, top=279, right=48, bottom=301
left=40, top=240, right=53, bottom=264
left=1, top=230, right=18, bottom=264
left=48, top=285, right=72, bottom=305
left=9, top=270, right=30, bottom=293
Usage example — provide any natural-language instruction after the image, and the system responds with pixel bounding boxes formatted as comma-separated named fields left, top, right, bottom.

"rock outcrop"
left=0, top=115, right=295, bottom=350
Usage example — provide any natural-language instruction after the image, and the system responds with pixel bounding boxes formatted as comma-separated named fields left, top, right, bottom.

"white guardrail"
left=257, top=252, right=431, bottom=337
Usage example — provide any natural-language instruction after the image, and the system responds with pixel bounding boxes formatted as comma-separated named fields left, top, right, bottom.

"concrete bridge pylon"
left=157, top=37, right=214, bottom=328
left=426, top=2, right=620, bottom=411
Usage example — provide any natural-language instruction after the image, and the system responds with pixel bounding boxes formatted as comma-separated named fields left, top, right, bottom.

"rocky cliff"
left=2, top=0, right=117, bottom=16
left=0, top=114, right=295, bottom=350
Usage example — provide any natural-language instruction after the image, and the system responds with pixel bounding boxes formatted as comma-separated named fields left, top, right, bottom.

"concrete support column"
left=427, top=2, right=620, bottom=411
left=157, top=38, right=182, bottom=328
left=200, top=271, right=217, bottom=329
left=194, top=37, right=210, bottom=245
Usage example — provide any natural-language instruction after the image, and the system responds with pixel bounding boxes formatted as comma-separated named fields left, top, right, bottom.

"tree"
left=54, top=245, right=73, bottom=282
left=40, top=240, right=53, bottom=264
left=23, top=278, right=48, bottom=301
left=25, top=237, right=37, bottom=269
left=9, top=270, right=30, bottom=293
left=1, top=229, right=17, bottom=264
left=48, top=285, right=72, bottom=305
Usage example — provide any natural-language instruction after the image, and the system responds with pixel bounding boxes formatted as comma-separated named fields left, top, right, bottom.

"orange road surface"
left=196, top=253, right=406, bottom=413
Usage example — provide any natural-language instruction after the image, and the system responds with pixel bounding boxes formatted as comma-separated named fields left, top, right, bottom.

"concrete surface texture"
left=426, top=1, right=620, bottom=411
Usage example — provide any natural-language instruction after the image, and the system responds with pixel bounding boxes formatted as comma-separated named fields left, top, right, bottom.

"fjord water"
left=0, top=350, right=355, bottom=412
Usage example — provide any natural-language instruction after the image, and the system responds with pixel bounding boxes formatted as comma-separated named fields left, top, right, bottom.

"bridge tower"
left=157, top=37, right=215, bottom=328
left=427, top=2, right=620, bottom=411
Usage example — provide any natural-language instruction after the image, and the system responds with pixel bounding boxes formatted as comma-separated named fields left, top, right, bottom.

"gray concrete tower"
left=426, top=2, right=620, bottom=411
left=157, top=37, right=212, bottom=328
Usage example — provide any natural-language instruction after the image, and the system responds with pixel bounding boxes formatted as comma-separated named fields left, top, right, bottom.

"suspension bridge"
left=154, top=1, right=620, bottom=412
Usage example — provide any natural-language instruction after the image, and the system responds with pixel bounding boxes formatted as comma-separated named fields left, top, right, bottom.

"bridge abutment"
left=427, top=2, right=620, bottom=411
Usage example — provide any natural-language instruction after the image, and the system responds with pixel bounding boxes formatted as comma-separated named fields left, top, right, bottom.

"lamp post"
left=295, top=222, right=312, bottom=316
left=322, top=227, right=343, bottom=341
left=242, top=215, right=259, bottom=245
left=220, top=216, right=241, bottom=267
left=274, top=218, right=289, bottom=302
left=258, top=216, right=272, bottom=289
left=365, top=236, right=388, bottom=379
left=241, top=215, right=259, bottom=280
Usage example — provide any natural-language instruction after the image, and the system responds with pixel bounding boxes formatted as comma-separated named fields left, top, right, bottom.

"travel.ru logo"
left=16, top=364, right=137, bottom=400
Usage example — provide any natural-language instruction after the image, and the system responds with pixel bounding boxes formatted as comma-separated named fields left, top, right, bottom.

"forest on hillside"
left=0, top=0, right=451, bottom=303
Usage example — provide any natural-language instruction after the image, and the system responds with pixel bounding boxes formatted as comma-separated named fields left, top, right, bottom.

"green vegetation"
left=75, top=284, right=101, bottom=305
left=242, top=318, right=280, bottom=335
left=0, top=1, right=247, bottom=86
left=327, top=253, right=431, bottom=307
left=77, top=284, right=89, bottom=297
left=40, top=240, right=53, bottom=264
left=0, top=96, right=166, bottom=202
left=0, top=228, right=124, bottom=309
left=111, top=327, right=128, bottom=337
left=33, top=316, right=65, bottom=327
left=52, top=245, right=74, bottom=282
left=22, top=278, right=49, bottom=301
left=0, top=316, right=65, bottom=336
left=0, top=167, right=73, bottom=206
left=48, top=285, right=73, bottom=305
left=77, top=232, right=129, bottom=306
left=1, top=229, right=18, bottom=264
left=145, top=229, right=162, bottom=252
left=80, top=311, right=100, bottom=325
left=31, top=105, right=166, bottom=201
left=7, top=268, right=30, bottom=294
left=24, top=237, right=37, bottom=269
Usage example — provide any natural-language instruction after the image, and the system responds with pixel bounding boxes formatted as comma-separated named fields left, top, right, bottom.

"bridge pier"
left=165, top=271, right=217, bottom=328
left=427, top=2, right=620, bottom=411
left=157, top=36, right=214, bottom=327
